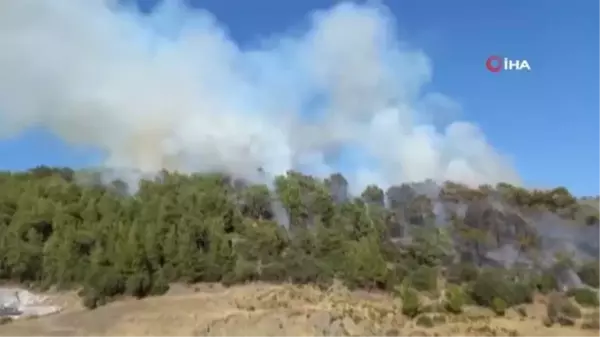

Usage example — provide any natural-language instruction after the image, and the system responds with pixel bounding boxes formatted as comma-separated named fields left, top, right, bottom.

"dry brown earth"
left=0, top=282, right=597, bottom=336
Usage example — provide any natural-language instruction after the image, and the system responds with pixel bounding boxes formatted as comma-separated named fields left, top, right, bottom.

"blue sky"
left=0, top=0, right=598, bottom=196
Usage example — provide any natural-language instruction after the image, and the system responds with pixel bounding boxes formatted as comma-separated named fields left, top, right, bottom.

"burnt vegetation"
left=0, top=166, right=598, bottom=313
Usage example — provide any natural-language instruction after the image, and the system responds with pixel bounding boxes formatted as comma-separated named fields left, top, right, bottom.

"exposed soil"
left=0, top=283, right=597, bottom=336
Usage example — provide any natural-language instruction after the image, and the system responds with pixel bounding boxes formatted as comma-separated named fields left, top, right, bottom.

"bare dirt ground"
left=0, top=282, right=597, bottom=336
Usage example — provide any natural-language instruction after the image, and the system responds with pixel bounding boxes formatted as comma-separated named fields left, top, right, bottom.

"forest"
left=0, top=166, right=598, bottom=319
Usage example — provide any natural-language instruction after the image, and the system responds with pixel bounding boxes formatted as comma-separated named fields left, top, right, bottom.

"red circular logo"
left=486, top=55, right=503, bottom=73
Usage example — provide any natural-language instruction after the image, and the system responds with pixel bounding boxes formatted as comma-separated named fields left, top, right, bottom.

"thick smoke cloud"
left=0, top=0, right=520, bottom=192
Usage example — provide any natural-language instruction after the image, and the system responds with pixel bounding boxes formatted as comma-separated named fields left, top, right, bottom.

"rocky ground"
left=0, top=283, right=597, bottom=336
left=0, top=287, right=62, bottom=318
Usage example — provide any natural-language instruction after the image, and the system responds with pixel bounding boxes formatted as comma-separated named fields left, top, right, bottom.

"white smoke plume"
left=0, top=0, right=520, bottom=192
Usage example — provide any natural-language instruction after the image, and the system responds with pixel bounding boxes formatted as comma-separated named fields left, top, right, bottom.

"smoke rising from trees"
left=0, top=0, right=519, bottom=192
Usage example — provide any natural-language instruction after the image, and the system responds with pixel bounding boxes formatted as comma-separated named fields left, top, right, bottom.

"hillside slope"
left=0, top=283, right=598, bottom=336
left=0, top=167, right=598, bottom=335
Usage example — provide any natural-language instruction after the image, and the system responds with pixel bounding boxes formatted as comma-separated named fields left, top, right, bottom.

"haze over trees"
left=0, top=166, right=597, bottom=314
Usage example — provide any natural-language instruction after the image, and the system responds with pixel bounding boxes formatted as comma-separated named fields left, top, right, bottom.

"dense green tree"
left=0, top=166, right=595, bottom=310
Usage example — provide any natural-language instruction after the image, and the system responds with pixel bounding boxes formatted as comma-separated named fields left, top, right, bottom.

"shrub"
left=259, top=261, right=288, bottom=282
left=469, top=269, right=534, bottom=310
left=82, top=291, right=99, bottom=310
left=149, top=269, right=170, bottom=296
left=446, top=262, right=479, bottom=284
left=469, top=269, right=511, bottom=307
left=491, top=297, right=507, bottom=316
left=409, top=266, right=438, bottom=292
left=444, top=284, right=466, bottom=314
left=401, top=287, right=421, bottom=318
left=578, top=261, right=600, bottom=288
left=567, top=288, right=599, bottom=307
left=534, top=270, right=558, bottom=294
left=511, top=281, right=534, bottom=304
left=125, top=273, right=151, bottom=298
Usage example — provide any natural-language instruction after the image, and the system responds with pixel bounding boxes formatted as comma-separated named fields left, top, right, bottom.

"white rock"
left=0, top=287, right=61, bottom=319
